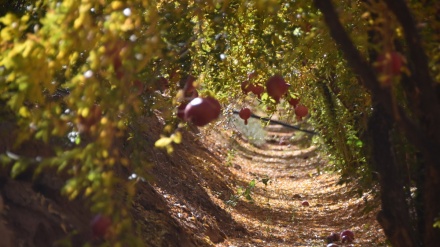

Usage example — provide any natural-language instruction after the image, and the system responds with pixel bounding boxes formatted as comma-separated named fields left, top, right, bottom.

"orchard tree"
left=1, top=0, right=439, bottom=246
left=314, top=1, right=440, bottom=246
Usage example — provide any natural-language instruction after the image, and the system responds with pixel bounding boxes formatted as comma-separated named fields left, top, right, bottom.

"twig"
left=231, top=110, right=318, bottom=135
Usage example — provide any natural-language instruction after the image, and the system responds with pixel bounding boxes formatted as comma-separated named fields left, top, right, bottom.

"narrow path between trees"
left=213, top=123, right=387, bottom=247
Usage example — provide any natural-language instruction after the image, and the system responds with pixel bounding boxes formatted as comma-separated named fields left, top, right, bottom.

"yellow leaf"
left=80, top=107, right=90, bottom=118
left=172, top=131, right=182, bottom=144
left=154, top=136, right=173, bottom=148
left=18, top=106, right=30, bottom=118
left=164, top=124, right=173, bottom=133
left=102, top=150, right=109, bottom=158
left=73, top=14, right=85, bottom=30
left=0, top=13, right=18, bottom=26
left=1, top=28, right=13, bottom=41
left=166, top=145, right=174, bottom=154
left=111, top=1, right=124, bottom=10
left=85, top=187, right=93, bottom=196
left=69, top=52, right=79, bottom=66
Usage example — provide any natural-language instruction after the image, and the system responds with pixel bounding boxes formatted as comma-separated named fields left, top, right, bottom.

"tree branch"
left=384, top=0, right=440, bottom=141
left=314, top=1, right=437, bottom=148
left=313, top=0, right=378, bottom=94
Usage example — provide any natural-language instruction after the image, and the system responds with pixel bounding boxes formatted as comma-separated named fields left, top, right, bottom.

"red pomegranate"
left=376, top=51, right=404, bottom=76
left=327, top=244, right=339, bottom=247
left=295, top=104, right=308, bottom=118
left=251, top=85, right=265, bottom=98
left=266, top=75, right=290, bottom=103
left=375, top=51, right=405, bottom=87
left=239, top=108, right=252, bottom=125
left=184, top=97, right=221, bottom=126
left=301, top=200, right=310, bottom=206
left=206, top=97, right=221, bottom=113
left=340, top=230, right=355, bottom=243
left=241, top=80, right=255, bottom=95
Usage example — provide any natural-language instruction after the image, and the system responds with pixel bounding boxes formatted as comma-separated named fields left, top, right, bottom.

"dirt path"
left=214, top=123, right=387, bottom=247
left=0, top=113, right=388, bottom=247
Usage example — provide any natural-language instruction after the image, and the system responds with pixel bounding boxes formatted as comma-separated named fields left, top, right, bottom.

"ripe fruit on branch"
left=340, top=229, right=354, bottom=243
left=241, top=80, right=255, bottom=95
left=375, top=51, right=405, bottom=87
left=294, top=104, right=308, bottom=121
left=207, top=97, right=221, bottom=112
left=251, top=85, right=265, bottom=98
left=376, top=51, right=404, bottom=76
left=239, top=108, right=252, bottom=125
left=91, top=214, right=111, bottom=239
left=184, top=97, right=221, bottom=126
left=266, top=75, right=290, bottom=103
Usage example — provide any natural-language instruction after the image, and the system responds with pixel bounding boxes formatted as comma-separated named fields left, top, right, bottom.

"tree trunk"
left=368, top=104, right=418, bottom=247
left=423, top=163, right=440, bottom=246
left=314, top=0, right=440, bottom=245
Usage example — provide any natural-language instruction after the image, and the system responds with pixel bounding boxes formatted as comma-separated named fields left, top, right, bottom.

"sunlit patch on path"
left=212, top=123, right=387, bottom=247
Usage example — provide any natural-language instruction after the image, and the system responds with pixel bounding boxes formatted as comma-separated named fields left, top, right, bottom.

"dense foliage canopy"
left=1, top=0, right=440, bottom=246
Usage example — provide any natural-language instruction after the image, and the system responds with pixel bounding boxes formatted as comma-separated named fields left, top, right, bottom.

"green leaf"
left=248, top=179, right=256, bottom=188
left=11, top=160, right=28, bottom=178
left=75, top=135, right=81, bottom=145
left=245, top=193, right=253, bottom=201
left=0, top=154, right=12, bottom=165
left=434, top=219, right=440, bottom=228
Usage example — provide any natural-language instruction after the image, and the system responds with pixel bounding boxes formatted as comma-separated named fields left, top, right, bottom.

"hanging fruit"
left=251, top=85, right=265, bottom=98
left=184, top=97, right=222, bottom=126
left=239, top=108, right=252, bottom=125
left=295, top=104, right=309, bottom=121
left=241, top=80, right=255, bottom=95
left=266, top=75, right=290, bottom=103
